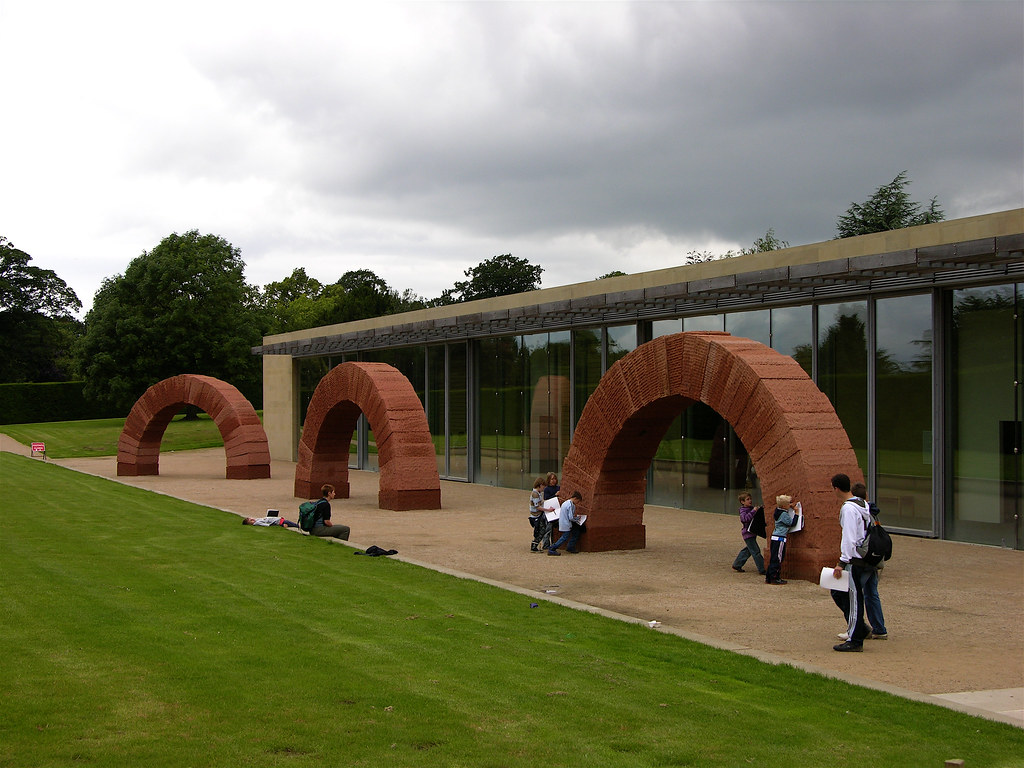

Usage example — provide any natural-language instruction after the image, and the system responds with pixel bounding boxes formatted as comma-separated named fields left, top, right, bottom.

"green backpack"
left=298, top=500, right=321, bottom=532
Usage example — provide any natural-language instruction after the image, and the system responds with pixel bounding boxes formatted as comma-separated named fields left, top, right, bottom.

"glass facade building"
left=263, top=212, right=1024, bottom=550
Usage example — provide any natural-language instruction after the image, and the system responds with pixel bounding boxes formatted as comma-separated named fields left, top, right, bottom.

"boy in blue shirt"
left=766, top=494, right=799, bottom=584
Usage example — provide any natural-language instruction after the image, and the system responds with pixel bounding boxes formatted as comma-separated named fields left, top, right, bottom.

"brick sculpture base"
left=117, top=374, right=271, bottom=480
left=559, top=332, right=863, bottom=583
left=294, top=362, right=441, bottom=511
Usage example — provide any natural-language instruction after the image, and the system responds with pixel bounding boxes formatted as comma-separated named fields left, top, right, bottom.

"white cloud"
left=1, top=0, right=1020, bottom=315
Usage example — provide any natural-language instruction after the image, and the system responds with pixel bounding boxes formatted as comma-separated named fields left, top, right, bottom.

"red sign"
left=31, top=442, right=45, bottom=454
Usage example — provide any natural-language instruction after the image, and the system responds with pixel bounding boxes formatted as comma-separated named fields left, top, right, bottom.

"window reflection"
left=875, top=295, right=932, bottom=531
left=949, top=285, right=1022, bottom=547
left=816, top=302, right=868, bottom=469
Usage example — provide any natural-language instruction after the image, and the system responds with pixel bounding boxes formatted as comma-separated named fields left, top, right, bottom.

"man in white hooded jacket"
left=830, top=473, right=873, bottom=652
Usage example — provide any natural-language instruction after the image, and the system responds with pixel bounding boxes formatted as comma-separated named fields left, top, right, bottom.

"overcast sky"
left=2, top=1, right=1022, bottom=316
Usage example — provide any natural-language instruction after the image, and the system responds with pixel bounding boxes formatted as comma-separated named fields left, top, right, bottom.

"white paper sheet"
left=790, top=502, right=804, bottom=532
left=819, top=566, right=849, bottom=591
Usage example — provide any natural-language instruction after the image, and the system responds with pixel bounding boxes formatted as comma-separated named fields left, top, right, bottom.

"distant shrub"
left=0, top=381, right=123, bottom=424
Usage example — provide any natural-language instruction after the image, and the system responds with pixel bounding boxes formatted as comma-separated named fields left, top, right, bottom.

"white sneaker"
left=837, top=632, right=849, bottom=640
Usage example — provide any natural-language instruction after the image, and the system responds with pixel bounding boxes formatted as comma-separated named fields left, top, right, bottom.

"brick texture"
left=560, top=332, right=863, bottom=582
left=294, top=362, right=442, bottom=511
left=117, top=374, right=271, bottom=480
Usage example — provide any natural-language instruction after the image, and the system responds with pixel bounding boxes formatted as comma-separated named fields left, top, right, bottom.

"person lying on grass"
left=243, top=516, right=301, bottom=529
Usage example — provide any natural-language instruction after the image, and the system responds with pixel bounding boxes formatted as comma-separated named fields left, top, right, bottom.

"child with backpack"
left=731, top=492, right=766, bottom=575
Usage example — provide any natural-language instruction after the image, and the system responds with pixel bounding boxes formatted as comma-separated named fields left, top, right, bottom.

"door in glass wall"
left=875, top=294, right=933, bottom=532
left=949, top=284, right=1022, bottom=549
left=426, top=345, right=446, bottom=477
left=476, top=336, right=527, bottom=488
left=526, top=332, right=571, bottom=479
left=817, top=302, right=868, bottom=470
left=448, top=343, right=469, bottom=480
left=682, top=403, right=731, bottom=514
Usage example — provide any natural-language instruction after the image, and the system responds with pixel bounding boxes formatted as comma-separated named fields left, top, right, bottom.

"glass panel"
left=684, top=314, right=724, bottom=332
left=497, top=336, right=527, bottom=489
left=771, top=306, right=812, bottom=375
left=476, top=337, right=501, bottom=486
left=426, top=346, right=446, bottom=476
left=446, top=344, right=466, bottom=481
left=817, top=301, right=868, bottom=470
left=949, top=285, right=1022, bottom=548
left=652, top=318, right=681, bottom=339
left=725, top=309, right=770, bottom=346
left=682, top=402, right=730, bottom=513
left=573, top=328, right=602, bottom=427
left=530, top=331, right=571, bottom=477
left=476, top=336, right=526, bottom=488
left=607, top=324, right=637, bottom=368
left=650, top=412, right=684, bottom=508
left=448, top=343, right=468, bottom=480
left=875, top=294, right=933, bottom=532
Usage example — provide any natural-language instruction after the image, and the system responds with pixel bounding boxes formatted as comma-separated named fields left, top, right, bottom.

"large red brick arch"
left=117, top=374, right=271, bottom=479
left=294, top=362, right=441, bottom=511
left=560, top=332, right=863, bottom=581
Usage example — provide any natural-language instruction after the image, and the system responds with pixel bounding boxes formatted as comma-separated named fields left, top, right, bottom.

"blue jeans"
left=732, top=538, right=765, bottom=574
left=830, top=565, right=872, bottom=644
left=864, top=569, right=886, bottom=635
left=766, top=536, right=787, bottom=582
left=549, top=523, right=583, bottom=552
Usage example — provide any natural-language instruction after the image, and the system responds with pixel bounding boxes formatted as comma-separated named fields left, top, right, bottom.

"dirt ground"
left=7, top=438, right=1022, bottom=705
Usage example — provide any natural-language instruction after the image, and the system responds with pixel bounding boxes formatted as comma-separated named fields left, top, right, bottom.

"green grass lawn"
left=1, top=414, right=236, bottom=458
left=1, top=455, right=1022, bottom=767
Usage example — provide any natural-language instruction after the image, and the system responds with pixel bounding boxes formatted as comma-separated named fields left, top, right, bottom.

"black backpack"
left=856, top=513, right=893, bottom=566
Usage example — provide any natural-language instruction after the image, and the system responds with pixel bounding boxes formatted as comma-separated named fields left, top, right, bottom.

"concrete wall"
left=262, top=354, right=300, bottom=461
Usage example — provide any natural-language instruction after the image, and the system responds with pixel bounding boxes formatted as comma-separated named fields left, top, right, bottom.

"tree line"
left=1, top=172, right=943, bottom=414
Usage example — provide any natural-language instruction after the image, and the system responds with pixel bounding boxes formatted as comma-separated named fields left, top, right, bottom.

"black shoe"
left=530, top=543, right=539, bottom=552
left=833, top=641, right=864, bottom=652
left=774, top=579, right=788, bottom=584
left=547, top=549, right=560, bottom=556
left=732, top=566, right=744, bottom=572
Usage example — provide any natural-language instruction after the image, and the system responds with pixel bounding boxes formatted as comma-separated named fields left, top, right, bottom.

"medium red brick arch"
left=560, top=332, right=863, bottom=581
left=117, top=374, right=271, bottom=479
left=294, top=362, right=441, bottom=511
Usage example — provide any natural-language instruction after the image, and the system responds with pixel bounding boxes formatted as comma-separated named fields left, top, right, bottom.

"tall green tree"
left=437, top=254, right=543, bottom=304
left=0, top=236, right=82, bottom=382
left=836, top=171, right=945, bottom=238
left=260, top=268, right=425, bottom=334
left=77, top=231, right=267, bottom=411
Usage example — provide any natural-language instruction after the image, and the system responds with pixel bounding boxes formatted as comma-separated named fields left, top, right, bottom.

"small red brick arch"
left=294, top=362, right=441, bottom=511
left=560, top=332, right=863, bottom=581
left=117, top=374, right=271, bottom=479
